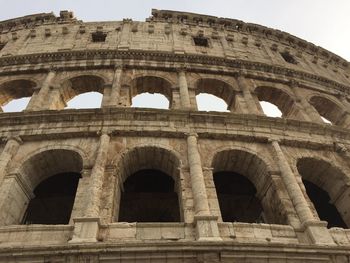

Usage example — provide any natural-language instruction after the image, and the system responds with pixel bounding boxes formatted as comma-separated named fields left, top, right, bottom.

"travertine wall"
left=0, top=9, right=350, bottom=263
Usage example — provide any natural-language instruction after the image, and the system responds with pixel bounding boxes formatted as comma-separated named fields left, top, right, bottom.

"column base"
left=69, top=217, right=101, bottom=243
left=194, top=215, right=222, bottom=241
left=302, top=220, right=335, bottom=245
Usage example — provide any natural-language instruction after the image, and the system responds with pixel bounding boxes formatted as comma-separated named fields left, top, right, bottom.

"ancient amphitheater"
left=0, top=8, right=350, bottom=262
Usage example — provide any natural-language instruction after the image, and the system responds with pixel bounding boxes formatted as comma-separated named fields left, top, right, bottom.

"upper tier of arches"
left=1, top=68, right=349, bottom=129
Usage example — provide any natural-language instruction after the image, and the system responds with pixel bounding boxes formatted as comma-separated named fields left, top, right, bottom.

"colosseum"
left=0, top=8, right=349, bottom=262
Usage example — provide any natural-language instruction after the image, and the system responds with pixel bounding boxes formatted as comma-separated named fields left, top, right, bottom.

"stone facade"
left=0, top=9, right=349, bottom=262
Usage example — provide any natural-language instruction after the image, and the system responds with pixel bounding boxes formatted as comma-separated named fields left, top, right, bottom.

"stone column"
left=70, top=132, right=110, bottom=243
left=270, top=139, right=334, bottom=244
left=118, top=19, right=131, bottom=50
left=178, top=69, right=191, bottom=109
left=106, top=65, right=123, bottom=107
left=234, top=72, right=263, bottom=115
left=289, top=81, right=324, bottom=123
left=25, top=87, right=40, bottom=111
left=187, top=133, right=221, bottom=241
left=30, top=70, right=56, bottom=110
left=0, top=137, right=22, bottom=186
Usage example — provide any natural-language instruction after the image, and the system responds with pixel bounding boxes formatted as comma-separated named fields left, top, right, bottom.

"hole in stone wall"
left=65, top=92, right=102, bottom=109
left=214, top=171, right=264, bottom=223
left=91, top=32, right=107, bottom=42
left=118, top=169, right=180, bottom=222
left=259, top=101, right=282, bottom=117
left=0, top=42, right=6, bottom=51
left=309, top=96, right=343, bottom=125
left=131, top=92, right=169, bottom=109
left=321, top=116, right=332, bottom=124
left=196, top=93, right=229, bottom=112
left=193, top=36, right=209, bottom=47
left=22, top=172, right=81, bottom=225
left=2, top=97, right=31, bottom=112
left=302, top=179, right=347, bottom=228
left=280, top=52, right=297, bottom=64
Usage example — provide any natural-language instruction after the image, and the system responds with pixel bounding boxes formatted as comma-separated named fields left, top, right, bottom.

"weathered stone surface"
left=0, top=8, right=349, bottom=263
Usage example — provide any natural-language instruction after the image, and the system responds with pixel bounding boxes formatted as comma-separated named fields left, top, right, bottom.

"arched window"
left=130, top=76, right=172, bottom=109
left=61, top=75, right=104, bottom=109
left=309, top=96, right=343, bottom=125
left=196, top=93, right=229, bottom=112
left=214, top=171, right=262, bottom=222
left=131, top=92, right=169, bottom=109
left=1, top=149, right=83, bottom=226
left=195, top=78, right=234, bottom=112
left=302, top=179, right=347, bottom=228
left=212, top=149, right=288, bottom=224
left=116, top=146, right=182, bottom=222
left=297, top=157, right=349, bottom=228
left=22, top=173, right=81, bottom=225
left=255, top=86, right=299, bottom=119
left=65, top=92, right=103, bottom=109
left=0, top=79, right=36, bottom=112
left=119, top=169, right=180, bottom=222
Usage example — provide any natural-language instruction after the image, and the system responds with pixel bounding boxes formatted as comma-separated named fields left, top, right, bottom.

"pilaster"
left=270, top=139, right=334, bottom=244
left=186, top=133, right=221, bottom=241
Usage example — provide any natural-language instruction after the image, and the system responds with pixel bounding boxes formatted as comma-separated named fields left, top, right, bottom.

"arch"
left=130, top=75, right=173, bottom=108
left=211, top=148, right=287, bottom=224
left=3, top=148, right=84, bottom=225
left=20, top=149, right=83, bottom=190
left=60, top=75, right=105, bottom=108
left=297, top=157, right=350, bottom=228
left=255, top=86, right=299, bottom=118
left=0, top=79, right=37, bottom=111
left=309, top=95, right=344, bottom=125
left=195, top=78, right=235, bottom=111
left=116, top=146, right=182, bottom=222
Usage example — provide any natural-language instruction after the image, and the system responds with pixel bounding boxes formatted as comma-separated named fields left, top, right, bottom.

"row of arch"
left=0, top=74, right=348, bottom=126
left=2, top=144, right=349, bottom=229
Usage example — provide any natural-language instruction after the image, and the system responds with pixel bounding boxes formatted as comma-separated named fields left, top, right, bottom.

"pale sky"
left=1, top=0, right=349, bottom=115
left=1, top=0, right=349, bottom=61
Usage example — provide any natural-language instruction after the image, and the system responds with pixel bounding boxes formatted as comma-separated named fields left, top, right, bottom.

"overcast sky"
left=0, top=0, right=349, bottom=61
left=0, top=0, right=349, bottom=114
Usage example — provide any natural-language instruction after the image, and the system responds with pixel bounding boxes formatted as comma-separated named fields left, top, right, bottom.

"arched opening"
left=116, top=146, right=182, bottom=222
left=302, top=179, right=347, bottom=228
left=119, top=169, right=180, bottom=222
left=131, top=92, right=169, bottom=109
left=259, top=101, right=282, bottom=117
left=195, top=78, right=234, bottom=112
left=61, top=75, right=104, bottom=109
left=0, top=79, right=36, bottom=112
left=65, top=92, right=103, bottom=109
left=214, top=171, right=263, bottom=222
left=1, top=149, right=84, bottom=226
left=255, top=86, right=299, bottom=118
left=212, top=149, right=287, bottom=224
left=297, top=157, right=349, bottom=228
left=196, top=93, right=229, bottom=112
left=22, top=172, right=81, bottom=225
left=130, top=76, right=172, bottom=109
left=309, top=96, right=343, bottom=125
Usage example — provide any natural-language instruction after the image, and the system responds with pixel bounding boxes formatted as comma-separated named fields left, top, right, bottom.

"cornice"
left=0, top=49, right=349, bottom=94
left=0, top=108, right=348, bottom=152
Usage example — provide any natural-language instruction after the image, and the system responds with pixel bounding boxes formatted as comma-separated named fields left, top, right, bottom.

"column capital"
left=176, top=65, right=189, bottom=73
left=268, top=138, right=281, bottom=144
left=185, top=132, right=198, bottom=138
left=96, top=130, right=112, bottom=137
left=233, top=70, right=247, bottom=78
left=47, top=65, right=57, bottom=73
left=2, top=136, right=23, bottom=145
left=288, top=79, right=299, bottom=88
